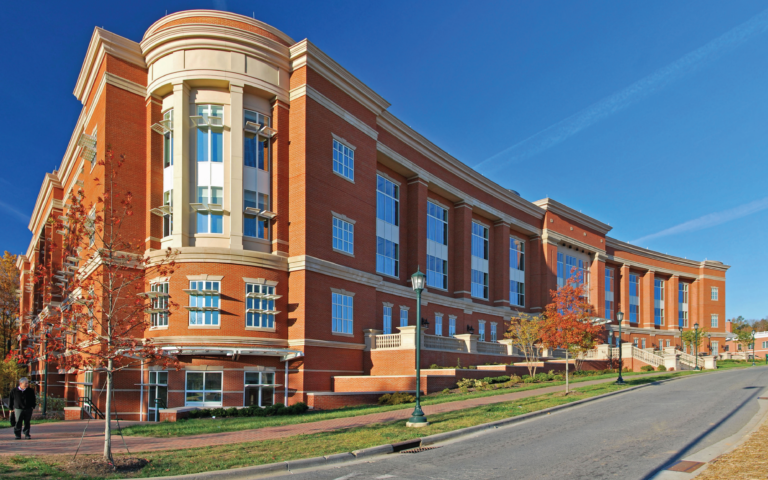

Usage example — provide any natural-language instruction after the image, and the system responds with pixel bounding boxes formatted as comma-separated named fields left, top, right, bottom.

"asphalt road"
left=275, top=367, right=768, bottom=480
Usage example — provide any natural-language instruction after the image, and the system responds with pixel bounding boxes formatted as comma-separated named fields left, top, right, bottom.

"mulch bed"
left=695, top=414, right=768, bottom=479
left=57, top=456, right=149, bottom=477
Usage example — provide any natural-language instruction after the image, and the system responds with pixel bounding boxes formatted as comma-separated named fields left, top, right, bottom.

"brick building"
left=16, top=10, right=729, bottom=420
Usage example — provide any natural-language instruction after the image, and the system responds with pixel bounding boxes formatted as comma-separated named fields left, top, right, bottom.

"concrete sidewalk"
left=0, top=372, right=667, bottom=456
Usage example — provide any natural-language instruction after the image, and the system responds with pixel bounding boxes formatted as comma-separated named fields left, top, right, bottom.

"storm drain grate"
left=399, top=446, right=442, bottom=454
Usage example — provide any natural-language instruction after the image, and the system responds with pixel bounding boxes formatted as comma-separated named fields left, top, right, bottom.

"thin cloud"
left=475, top=9, right=768, bottom=172
left=630, top=196, right=768, bottom=245
left=0, top=200, right=30, bottom=225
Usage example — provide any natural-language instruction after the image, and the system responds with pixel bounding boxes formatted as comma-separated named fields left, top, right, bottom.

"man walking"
left=9, top=377, right=36, bottom=440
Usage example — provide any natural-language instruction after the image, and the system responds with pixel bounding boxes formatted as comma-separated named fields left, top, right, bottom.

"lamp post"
left=694, top=323, right=700, bottom=370
left=615, top=311, right=625, bottom=385
left=707, top=333, right=712, bottom=355
left=407, top=267, right=428, bottom=428
left=679, top=325, right=683, bottom=351
left=751, top=331, right=756, bottom=367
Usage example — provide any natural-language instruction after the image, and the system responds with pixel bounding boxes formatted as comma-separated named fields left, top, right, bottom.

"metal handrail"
left=78, top=396, right=104, bottom=419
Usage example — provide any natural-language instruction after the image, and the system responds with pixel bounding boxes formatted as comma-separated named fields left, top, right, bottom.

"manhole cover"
left=399, top=446, right=442, bottom=454
left=667, top=461, right=705, bottom=473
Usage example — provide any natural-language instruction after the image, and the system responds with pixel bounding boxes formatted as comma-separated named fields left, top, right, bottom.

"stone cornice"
left=28, top=173, right=62, bottom=237
left=377, top=112, right=545, bottom=222
left=148, top=247, right=288, bottom=270
left=74, top=28, right=146, bottom=104
left=606, top=237, right=729, bottom=273
left=532, top=198, right=612, bottom=235
left=289, top=39, right=390, bottom=116
left=105, top=72, right=146, bottom=98
left=151, top=336, right=288, bottom=347
left=287, top=255, right=382, bottom=287
left=287, top=339, right=366, bottom=350
left=376, top=142, right=541, bottom=236
left=290, top=84, right=378, bottom=139
left=143, top=10, right=295, bottom=46
left=542, top=230, right=606, bottom=255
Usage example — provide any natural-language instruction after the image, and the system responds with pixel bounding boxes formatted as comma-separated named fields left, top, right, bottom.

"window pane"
left=187, top=373, right=204, bottom=391
left=205, top=373, right=222, bottom=390
left=210, top=187, right=222, bottom=205
left=244, top=215, right=256, bottom=237
left=245, top=372, right=260, bottom=384
left=197, top=212, right=208, bottom=233
left=211, top=214, right=223, bottom=233
left=197, top=129, right=208, bottom=162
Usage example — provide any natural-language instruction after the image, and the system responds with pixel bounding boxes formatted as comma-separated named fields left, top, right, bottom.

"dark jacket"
left=9, top=386, right=36, bottom=410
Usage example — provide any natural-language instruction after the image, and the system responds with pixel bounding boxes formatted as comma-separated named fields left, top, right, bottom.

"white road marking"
left=333, top=474, right=361, bottom=480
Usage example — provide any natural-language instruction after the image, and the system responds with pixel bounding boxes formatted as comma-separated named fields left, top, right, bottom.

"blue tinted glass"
left=244, top=216, right=256, bottom=237
left=211, top=130, right=223, bottom=162
left=244, top=134, right=257, bottom=167
left=211, top=214, right=223, bottom=233
left=197, top=212, right=208, bottom=233
left=197, top=129, right=208, bottom=162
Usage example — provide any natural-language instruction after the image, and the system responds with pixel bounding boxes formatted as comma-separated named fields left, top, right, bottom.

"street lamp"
left=707, top=333, right=712, bottom=355
left=679, top=325, right=683, bottom=351
left=751, top=331, right=756, bottom=367
left=615, top=311, right=625, bottom=385
left=694, top=323, right=700, bottom=370
left=407, top=267, right=429, bottom=428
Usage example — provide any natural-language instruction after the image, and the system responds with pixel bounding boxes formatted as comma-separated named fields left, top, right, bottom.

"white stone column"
left=703, top=356, right=717, bottom=370
left=663, top=353, right=679, bottom=371
left=454, top=334, right=479, bottom=354
left=229, top=82, right=244, bottom=250
left=498, top=339, right=517, bottom=356
left=171, top=82, right=190, bottom=247
left=363, top=329, right=382, bottom=351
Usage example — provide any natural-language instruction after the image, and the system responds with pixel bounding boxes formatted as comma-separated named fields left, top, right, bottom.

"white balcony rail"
left=677, top=350, right=703, bottom=368
left=424, top=334, right=467, bottom=353
left=373, top=334, right=401, bottom=350
left=632, top=346, right=663, bottom=366
left=477, top=341, right=506, bottom=355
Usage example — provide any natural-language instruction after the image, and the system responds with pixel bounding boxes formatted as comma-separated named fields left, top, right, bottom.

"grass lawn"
left=119, top=369, right=678, bottom=438
left=717, top=359, right=767, bottom=370
left=0, top=372, right=693, bottom=479
left=0, top=418, right=63, bottom=430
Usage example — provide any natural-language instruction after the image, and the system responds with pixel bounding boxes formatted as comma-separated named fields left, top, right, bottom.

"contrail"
left=475, top=9, right=768, bottom=172
left=0, top=200, right=31, bottom=224
left=630, top=195, right=768, bottom=245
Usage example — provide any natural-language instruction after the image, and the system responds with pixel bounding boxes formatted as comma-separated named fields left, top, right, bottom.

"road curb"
left=142, top=373, right=692, bottom=480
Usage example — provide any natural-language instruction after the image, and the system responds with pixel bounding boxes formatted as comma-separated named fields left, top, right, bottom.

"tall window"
left=244, top=190, right=269, bottom=239
left=471, top=222, right=489, bottom=299
left=383, top=305, right=393, bottom=334
left=629, top=274, right=640, bottom=323
left=376, top=175, right=399, bottom=277
left=478, top=321, right=486, bottom=342
left=557, top=251, right=588, bottom=293
left=196, top=186, right=223, bottom=234
left=332, top=292, right=353, bottom=334
left=654, top=279, right=665, bottom=326
left=333, top=216, right=354, bottom=254
left=244, top=371, right=275, bottom=407
left=711, top=287, right=719, bottom=301
left=679, top=283, right=689, bottom=328
left=490, top=323, right=497, bottom=342
left=510, top=238, right=525, bottom=306
left=163, top=109, right=174, bottom=167
left=448, top=316, right=456, bottom=337
left=188, top=281, right=220, bottom=326
left=711, top=314, right=718, bottom=328
left=162, top=190, right=173, bottom=238
left=150, top=282, right=169, bottom=328
left=185, top=371, right=222, bottom=407
left=333, top=139, right=354, bottom=181
left=246, top=284, right=277, bottom=329
left=435, top=314, right=443, bottom=336
left=426, top=201, right=448, bottom=289
left=244, top=110, right=270, bottom=170
left=605, top=268, right=614, bottom=320
left=196, top=105, right=223, bottom=163
left=400, top=308, right=408, bottom=327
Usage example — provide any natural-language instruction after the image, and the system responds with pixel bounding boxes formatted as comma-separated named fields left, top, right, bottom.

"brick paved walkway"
left=0, top=374, right=656, bottom=456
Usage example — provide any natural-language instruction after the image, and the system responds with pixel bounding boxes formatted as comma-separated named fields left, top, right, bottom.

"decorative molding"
left=533, top=198, right=612, bottom=235
left=186, top=274, right=225, bottom=281
left=289, top=84, right=378, bottom=140
left=383, top=302, right=393, bottom=308
left=148, top=247, right=288, bottom=271
left=149, top=276, right=170, bottom=284
left=331, top=287, right=355, bottom=297
left=288, top=255, right=382, bottom=288
left=606, top=237, right=729, bottom=273
left=331, top=211, right=356, bottom=225
left=150, top=336, right=289, bottom=347
left=399, top=305, right=410, bottom=311
left=543, top=230, right=605, bottom=255
left=376, top=170, right=401, bottom=186
left=289, top=39, right=390, bottom=115
left=104, top=72, right=146, bottom=98
left=287, top=338, right=366, bottom=350
left=243, top=277, right=279, bottom=286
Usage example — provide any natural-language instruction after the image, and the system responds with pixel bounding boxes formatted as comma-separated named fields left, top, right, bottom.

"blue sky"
left=1, top=1, right=765, bottom=319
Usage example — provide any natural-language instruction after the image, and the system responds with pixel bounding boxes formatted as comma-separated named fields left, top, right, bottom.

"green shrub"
left=640, top=365, right=655, bottom=372
left=523, top=377, right=535, bottom=384
left=377, top=392, right=416, bottom=406
left=509, top=375, right=522, bottom=384
left=225, top=407, right=240, bottom=417
left=656, top=365, right=667, bottom=371
left=442, top=388, right=451, bottom=394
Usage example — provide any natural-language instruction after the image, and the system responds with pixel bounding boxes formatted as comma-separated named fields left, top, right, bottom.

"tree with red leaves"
left=540, top=272, right=604, bottom=394
left=17, top=150, right=179, bottom=462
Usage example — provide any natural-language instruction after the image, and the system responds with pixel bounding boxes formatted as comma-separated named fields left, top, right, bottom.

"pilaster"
left=406, top=177, right=428, bottom=279
left=492, top=221, right=510, bottom=308
left=171, top=82, right=190, bottom=248
left=642, top=270, right=655, bottom=328
left=229, top=83, right=244, bottom=250
left=668, top=276, right=680, bottom=330
left=452, top=202, right=473, bottom=299
left=271, top=99, right=290, bottom=256
left=619, top=264, right=631, bottom=326
left=590, top=256, right=605, bottom=318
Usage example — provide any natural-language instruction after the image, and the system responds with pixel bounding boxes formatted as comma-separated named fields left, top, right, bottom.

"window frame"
left=711, top=314, right=718, bottom=328
left=332, top=216, right=355, bottom=255
left=244, top=371, right=275, bottom=408
left=150, top=282, right=169, bottom=328
left=246, top=283, right=277, bottom=330
left=332, top=291, right=354, bottom=335
left=185, top=371, right=223, bottom=407
left=711, top=287, right=719, bottom=301
left=383, top=304, right=393, bottom=335
left=188, top=280, right=221, bottom=327
left=244, top=109, right=271, bottom=171
left=332, top=138, right=355, bottom=182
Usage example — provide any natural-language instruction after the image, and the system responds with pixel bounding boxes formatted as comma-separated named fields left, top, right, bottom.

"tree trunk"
left=565, top=349, right=570, bottom=394
left=103, top=363, right=113, bottom=462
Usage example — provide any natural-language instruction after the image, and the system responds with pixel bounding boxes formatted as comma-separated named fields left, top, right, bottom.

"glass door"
left=244, top=372, right=275, bottom=407
left=83, top=370, right=93, bottom=414
left=148, top=371, right=168, bottom=421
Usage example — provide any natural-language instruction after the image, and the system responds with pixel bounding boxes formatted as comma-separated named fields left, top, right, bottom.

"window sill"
left=188, top=324, right=221, bottom=329
left=377, top=271, right=400, bottom=281
left=471, top=295, right=490, bottom=301
left=195, top=233, right=226, bottom=238
left=332, top=332, right=355, bottom=337
left=244, top=236, right=270, bottom=244
left=426, top=285, right=448, bottom=292
left=333, top=247, right=354, bottom=257
left=332, top=169, right=355, bottom=184
left=245, top=326, right=276, bottom=332
left=149, top=326, right=169, bottom=331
